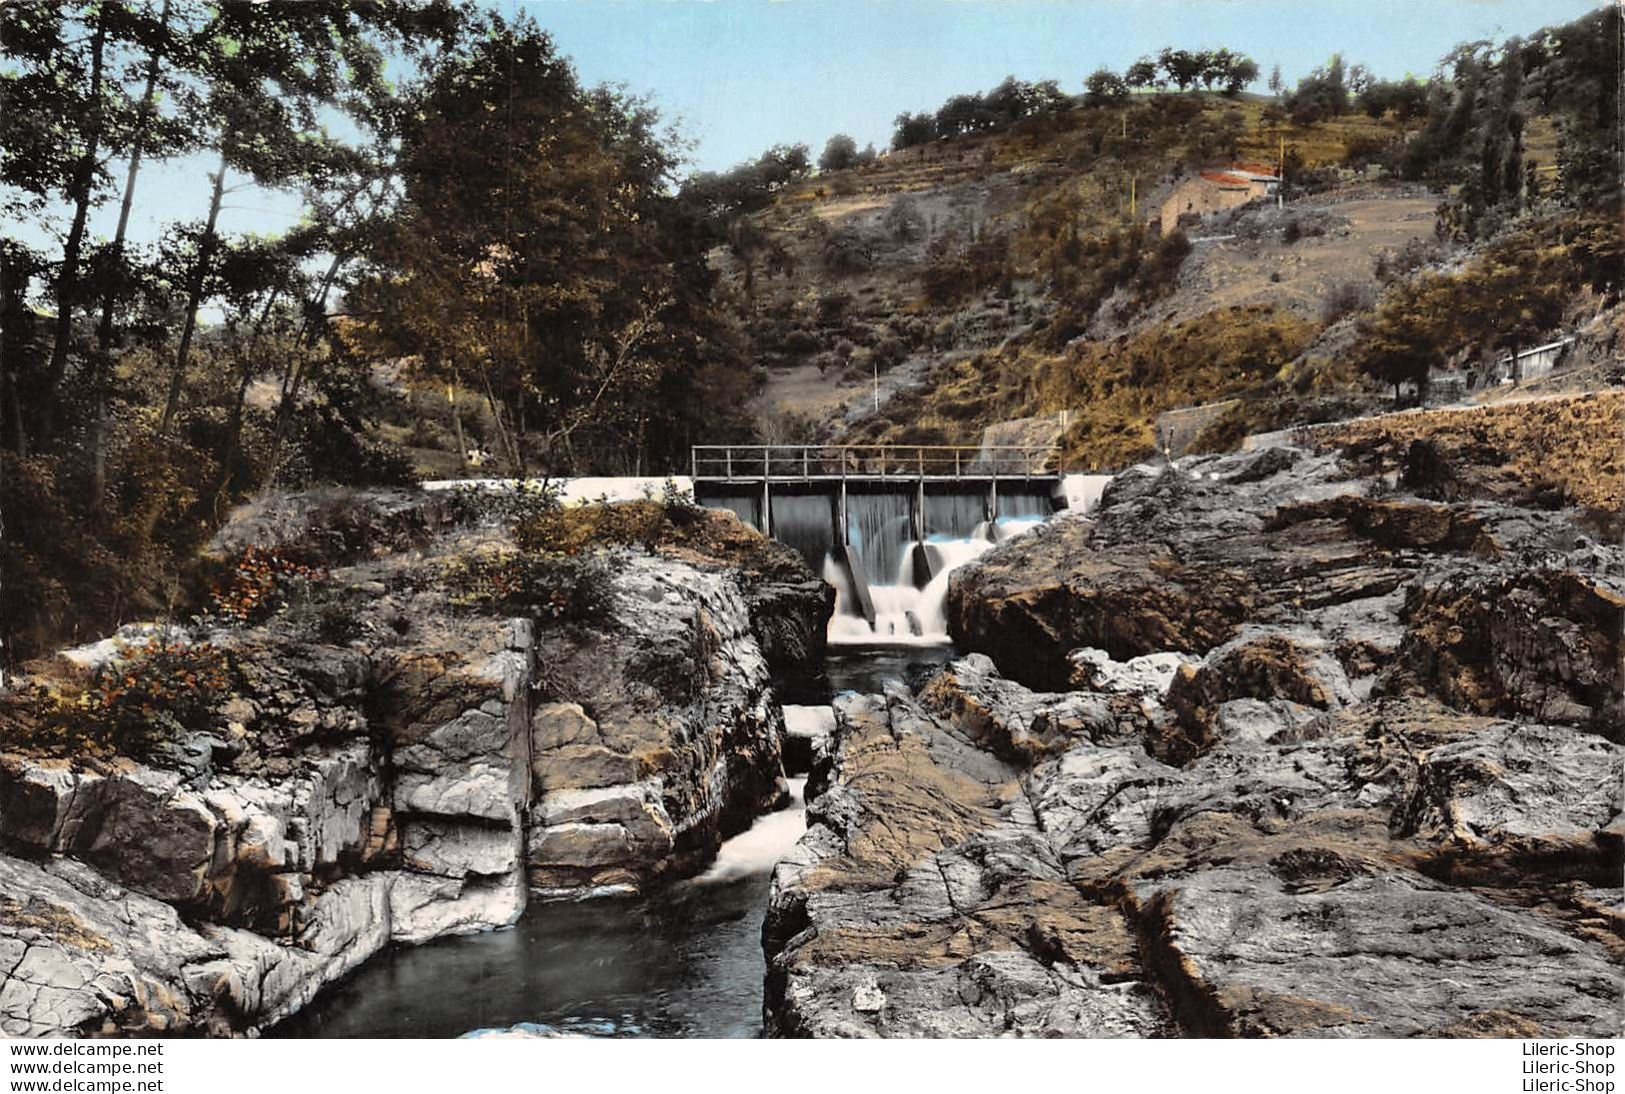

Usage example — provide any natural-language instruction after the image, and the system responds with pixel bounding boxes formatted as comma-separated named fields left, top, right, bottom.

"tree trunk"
left=91, top=0, right=172, bottom=510
left=212, top=286, right=283, bottom=512
left=2, top=371, right=27, bottom=459
left=449, top=383, right=468, bottom=472
left=158, top=148, right=228, bottom=436
left=42, top=12, right=109, bottom=441
left=475, top=358, right=522, bottom=474
left=259, top=251, right=348, bottom=487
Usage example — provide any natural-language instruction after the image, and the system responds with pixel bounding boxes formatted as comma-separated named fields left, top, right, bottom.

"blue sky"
left=15, top=0, right=1608, bottom=253
left=536, top=0, right=1605, bottom=172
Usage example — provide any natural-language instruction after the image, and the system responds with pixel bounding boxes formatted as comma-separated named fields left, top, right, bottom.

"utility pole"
left=1130, top=176, right=1137, bottom=220
left=1278, top=135, right=1286, bottom=208
left=873, top=358, right=880, bottom=412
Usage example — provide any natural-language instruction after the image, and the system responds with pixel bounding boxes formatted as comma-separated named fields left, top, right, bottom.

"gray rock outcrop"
left=770, top=439, right=1623, bottom=1038
left=0, top=493, right=826, bottom=1036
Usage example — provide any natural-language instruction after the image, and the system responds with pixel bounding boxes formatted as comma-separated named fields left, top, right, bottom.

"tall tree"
left=353, top=12, right=747, bottom=474
left=819, top=133, right=859, bottom=173
left=88, top=0, right=183, bottom=506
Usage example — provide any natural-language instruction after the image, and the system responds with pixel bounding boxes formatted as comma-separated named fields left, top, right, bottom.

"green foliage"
left=354, top=13, right=755, bottom=476
left=682, top=143, right=813, bottom=218
left=1119, top=48, right=1259, bottom=95
left=443, top=479, right=566, bottom=529
left=1357, top=78, right=1431, bottom=123
left=660, top=479, right=703, bottom=528
left=921, top=232, right=1011, bottom=308
left=890, top=74, right=1071, bottom=149
left=1083, top=68, right=1130, bottom=108
left=445, top=493, right=739, bottom=626
left=891, top=112, right=937, bottom=150
left=819, top=133, right=860, bottom=173
left=821, top=226, right=876, bottom=276
left=1321, top=281, right=1373, bottom=325
left=1040, top=305, right=1318, bottom=467
left=1348, top=212, right=1616, bottom=394
left=1285, top=54, right=1352, bottom=123
left=1386, top=8, right=1620, bottom=235
left=1034, top=223, right=1191, bottom=343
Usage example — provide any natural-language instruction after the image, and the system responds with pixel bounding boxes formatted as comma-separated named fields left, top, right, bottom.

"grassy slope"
left=1315, top=390, right=1624, bottom=518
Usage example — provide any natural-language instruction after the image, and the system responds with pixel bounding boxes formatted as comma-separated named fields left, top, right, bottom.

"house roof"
left=1231, top=162, right=1281, bottom=178
left=1198, top=171, right=1253, bottom=187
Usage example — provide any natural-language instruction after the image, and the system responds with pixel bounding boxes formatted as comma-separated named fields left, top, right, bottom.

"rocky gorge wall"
left=0, top=492, right=831, bottom=1037
left=764, top=438, right=1622, bottom=1037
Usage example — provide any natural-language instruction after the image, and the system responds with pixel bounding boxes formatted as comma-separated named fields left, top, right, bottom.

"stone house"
left=1159, top=163, right=1281, bottom=235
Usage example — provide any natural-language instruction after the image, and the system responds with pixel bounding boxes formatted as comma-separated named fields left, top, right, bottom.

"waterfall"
left=845, top=491, right=914, bottom=583
left=919, top=491, right=986, bottom=540
left=705, top=489, right=763, bottom=533
left=770, top=493, right=837, bottom=573
left=691, top=474, right=1104, bottom=649
left=826, top=520, right=1031, bottom=646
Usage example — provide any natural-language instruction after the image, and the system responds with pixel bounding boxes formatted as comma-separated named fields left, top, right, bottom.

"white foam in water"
left=825, top=521, right=1043, bottom=646
left=782, top=705, right=836, bottom=741
left=688, top=777, right=808, bottom=885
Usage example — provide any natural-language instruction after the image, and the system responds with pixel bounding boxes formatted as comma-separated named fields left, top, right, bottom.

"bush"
left=444, top=549, right=617, bottom=626
left=814, top=291, right=852, bottom=324
left=1373, top=237, right=1444, bottom=284
left=819, top=133, right=859, bottom=173
left=782, top=328, right=820, bottom=355
left=660, top=478, right=703, bottom=528
left=1321, top=281, right=1372, bottom=325
left=19, top=636, right=233, bottom=760
left=821, top=227, right=875, bottom=275
left=207, top=546, right=324, bottom=626
left=442, top=478, right=564, bottom=528
left=1132, top=229, right=1191, bottom=298
left=872, top=336, right=909, bottom=371
left=921, top=258, right=979, bottom=308
left=881, top=195, right=926, bottom=242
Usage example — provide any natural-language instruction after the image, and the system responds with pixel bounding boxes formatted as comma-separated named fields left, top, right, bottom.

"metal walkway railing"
left=690, top=444, right=1061, bottom=481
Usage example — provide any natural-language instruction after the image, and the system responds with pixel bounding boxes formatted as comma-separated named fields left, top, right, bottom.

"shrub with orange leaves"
left=10, top=636, right=235, bottom=761
left=208, top=546, right=324, bottom=626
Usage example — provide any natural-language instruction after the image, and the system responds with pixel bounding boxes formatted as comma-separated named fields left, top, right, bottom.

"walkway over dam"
left=690, top=444, right=1066, bottom=631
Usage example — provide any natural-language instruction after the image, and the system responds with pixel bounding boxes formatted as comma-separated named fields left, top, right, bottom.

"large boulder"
left=775, top=421, right=1624, bottom=1039
left=525, top=555, right=788, bottom=896
left=765, top=654, right=1623, bottom=1038
left=763, top=686, right=1171, bottom=1038
left=1, top=490, right=831, bottom=1036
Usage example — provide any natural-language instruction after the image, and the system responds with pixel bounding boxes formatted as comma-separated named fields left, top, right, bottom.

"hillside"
left=714, top=9, right=1620, bottom=471
left=725, top=95, right=1419, bottom=441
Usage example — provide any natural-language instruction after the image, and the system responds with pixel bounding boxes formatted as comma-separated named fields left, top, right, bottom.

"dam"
left=691, top=444, right=1071, bottom=643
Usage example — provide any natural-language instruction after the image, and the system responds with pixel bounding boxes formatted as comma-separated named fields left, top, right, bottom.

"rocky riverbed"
left=0, top=491, right=830, bottom=1036
left=765, top=433, right=1623, bottom=1037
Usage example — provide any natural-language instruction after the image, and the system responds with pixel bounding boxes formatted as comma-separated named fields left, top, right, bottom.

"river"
left=273, top=477, right=1100, bottom=1038
left=271, top=646, right=952, bottom=1039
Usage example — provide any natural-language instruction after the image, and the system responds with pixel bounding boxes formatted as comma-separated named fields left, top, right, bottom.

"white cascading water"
left=825, top=520, right=1040, bottom=646
left=687, top=777, right=809, bottom=885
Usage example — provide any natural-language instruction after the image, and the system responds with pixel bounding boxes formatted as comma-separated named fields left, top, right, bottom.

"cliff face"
left=767, top=429, right=1622, bottom=1038
left=0, top=492, right=830, bottom=1037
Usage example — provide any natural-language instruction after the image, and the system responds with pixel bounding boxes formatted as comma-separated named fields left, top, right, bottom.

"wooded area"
left=1, top=1, right=755, bottom=660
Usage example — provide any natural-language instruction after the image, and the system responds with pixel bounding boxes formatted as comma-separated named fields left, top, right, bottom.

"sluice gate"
left=691, top=445, right=1066, bottom=636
